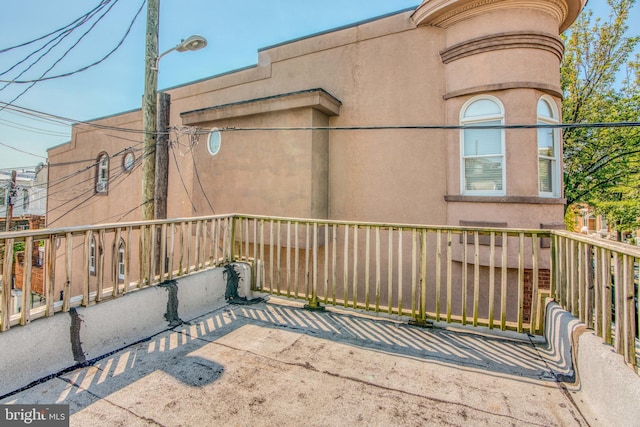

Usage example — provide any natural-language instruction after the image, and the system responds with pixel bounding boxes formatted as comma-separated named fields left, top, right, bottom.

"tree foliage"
left=561, top=0, right=640, bottom=238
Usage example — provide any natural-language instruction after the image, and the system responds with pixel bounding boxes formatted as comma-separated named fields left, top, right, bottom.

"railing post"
left=304, top=222, right=325, bottom=312
left=1, top=238, right=14, bottom=331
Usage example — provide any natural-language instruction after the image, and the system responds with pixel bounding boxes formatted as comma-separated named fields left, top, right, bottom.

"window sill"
left=445, top=195, right=566, bottom=205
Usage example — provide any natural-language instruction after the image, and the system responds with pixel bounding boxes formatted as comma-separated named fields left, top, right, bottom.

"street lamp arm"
left=153, top=35, right=208, bottom=70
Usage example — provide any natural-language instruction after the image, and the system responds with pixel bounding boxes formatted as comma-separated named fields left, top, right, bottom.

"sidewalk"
left=2, top=297, right=593, bottom=426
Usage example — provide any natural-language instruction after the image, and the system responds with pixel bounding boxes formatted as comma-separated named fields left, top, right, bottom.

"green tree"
left=561, top=0, right=640, bottom=239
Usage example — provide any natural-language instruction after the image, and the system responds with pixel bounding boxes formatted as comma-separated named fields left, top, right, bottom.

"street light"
left=141, top=28, right=208, bottom=221
left=155, top=35, right=208, bottom=69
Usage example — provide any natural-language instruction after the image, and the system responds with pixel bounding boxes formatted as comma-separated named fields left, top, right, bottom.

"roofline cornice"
left=412, top=0, right=586, bottom=33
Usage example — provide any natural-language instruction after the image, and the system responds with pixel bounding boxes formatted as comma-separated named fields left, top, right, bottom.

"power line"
left=0, top=0, right=146, bottom=84
left=0, top=141, right=47, bottom=159
left=0, top=0, right=122, bottom=112
left=0, top=1, right=113, bottom=54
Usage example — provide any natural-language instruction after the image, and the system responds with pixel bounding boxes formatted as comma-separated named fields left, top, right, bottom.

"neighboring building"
left=48, top=0, right=586, bottom=231
left=45, top=0, right=587, bottom=305
left=0, top=166, right=46, bottom=231
left=0, top=165, right=47, bottom=314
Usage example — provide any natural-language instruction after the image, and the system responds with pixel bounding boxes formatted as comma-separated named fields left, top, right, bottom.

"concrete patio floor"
left=1, top=297, right=596, bottom=426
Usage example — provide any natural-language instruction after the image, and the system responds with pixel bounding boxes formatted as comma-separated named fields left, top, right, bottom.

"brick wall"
left=523, top=269, right=551, bottom=323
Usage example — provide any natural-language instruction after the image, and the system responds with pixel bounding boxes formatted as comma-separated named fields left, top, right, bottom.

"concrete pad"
left=2, top=300, right=591, bottom=426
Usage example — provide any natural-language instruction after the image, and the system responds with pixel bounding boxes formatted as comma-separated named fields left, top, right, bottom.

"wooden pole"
left=154, top=92, right=170, bottom=220
left=141, top=0, right=159, bottom=221
left=5, top=170, right=16, bottom=232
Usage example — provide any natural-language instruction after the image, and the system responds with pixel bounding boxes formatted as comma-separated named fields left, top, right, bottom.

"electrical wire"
left=0, top=141, right=47, bottom=159
left=190, top=147, right=215, bottom=215
left=0, top=0, right=122, bottom=112
left=0, top=0, right=146, bottom=85
left=170, top=143, right=197, bottom=214
left=0, top=1, right=112, bottom=54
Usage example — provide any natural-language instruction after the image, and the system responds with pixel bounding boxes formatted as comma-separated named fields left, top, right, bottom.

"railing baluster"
left=332, top=224, right=337, bottom=305
left=517, top=232, right=525, bottom=333
left=305, top=223, right=310, bottom=298
left=2, top=238, right=14, bottom=330
left=112, top=228, right=121, bottom=296
left=194, top=221, right=202, bottom=272
left=160, top=224, right=167, bottom=280
left=294, top=221, right=298, bottom=295
left=398, top=229, right=404, bottom=316
left=353, top=225, right=359, bottom=310
left=420, top=230, right=427, bottom=323
left=412, top=228, right=418, bottom=319
left=578, top=242, right=585, bottom=322
left=269, top=220, right=275, bottom=294
left=20, top=237, right=33, bottom=326
left=603, top=248, right=613, bottom=345
left=97, top=230, right=105, bottom=298
left=614, top=253, right=623, bottom=354
left=594, top=246, right=602, bottom=337
left=473, top=231, right=480, bottom=327
left=83, top=231, right=91, bottom=306
left=500, top=232, right=508, bottom=331
left=126, top=226, right=132, bottom=289
left=286, top=221, right=291, bottom=297
left=324, top=225, right=329, bottom=304
left=150, top=225, right=157, bottom=283
left=488, top=232, right=496, bottom=329
left=435, top=230, right=441, bottom=322
left=623, top=254, right=636, bottom=366
left=462, top=231, right=468, bottom=325
left=388, top=228, right=393, bottom=315
left=277, top=221, right=282, bottom=295
left=312, top=222, right=318, bottom=306
left=530, top=234, right=539, bottom=334
left=365, top=226, right=371, bottom=311
left=375, top=227, right=380, bottom=313
left=447, top=231, right=452, bottom=323
left=168, top=223, right=175, bottom=280
left=343, top=224, right=349, bottom=308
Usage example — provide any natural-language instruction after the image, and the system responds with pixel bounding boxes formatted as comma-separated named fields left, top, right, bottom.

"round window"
left=207, top=129, right=221, bottom=155
left=123, top=151, right=135, bottom=171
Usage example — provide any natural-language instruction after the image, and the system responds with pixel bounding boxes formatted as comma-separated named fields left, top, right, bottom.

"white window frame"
left=89, top=235, right=96, bottom=274
left=96, top=154, right=109, bottom=193
left=117, top=240, right=125, bottom=282
left=459, top=96, right=506, bottom=196
left=537, top=96, right=560, bottom=197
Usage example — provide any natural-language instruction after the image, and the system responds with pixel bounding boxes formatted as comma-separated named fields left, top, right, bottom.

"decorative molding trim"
left=440, top=31, right=564, bottom=64
left=445, top=195, right=566, bottom=204
left=181, top=89, right=342, bottom=125
left=443, top=82, right=562, bottom=100
left=412, top=0, right=571, bottom=30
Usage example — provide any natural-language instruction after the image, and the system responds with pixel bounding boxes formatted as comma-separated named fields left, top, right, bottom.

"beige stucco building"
left=41, top=0, right=590, bottom=322
left=48, top=0, right=586, bottom=231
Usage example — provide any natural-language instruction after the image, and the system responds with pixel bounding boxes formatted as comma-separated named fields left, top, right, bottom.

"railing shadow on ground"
left=1, top=296, right=572, bottom=415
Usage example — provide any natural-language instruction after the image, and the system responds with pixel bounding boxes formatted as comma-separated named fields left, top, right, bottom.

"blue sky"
left=0, top=0, right=637, bottom=170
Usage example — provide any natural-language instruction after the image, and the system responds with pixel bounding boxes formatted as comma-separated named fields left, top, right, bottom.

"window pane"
left=537, top=125, right=555, bottom=156
left=539, top=158, right=553, bottom=193
left=464, top=121, right=502, bottom=156
left=464, top=99, right=501, bottom=118
left=537, top=99, right=555, bottom=118
left=465, top=157, right=503, bottom=191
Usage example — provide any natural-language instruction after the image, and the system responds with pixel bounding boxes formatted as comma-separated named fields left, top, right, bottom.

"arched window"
left=89, top=234, right=96, bottom=274
left=537, top=97, right=560, bottom=196
left=460, top=96, right=505, bottom=194
left=96, top=153, right=109, bottom=193
left=117, top=240, right=126, bottom=283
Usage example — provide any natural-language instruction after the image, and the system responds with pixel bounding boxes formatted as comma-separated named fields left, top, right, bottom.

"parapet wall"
left=544, top=300, right=640, bottom=426
left=0, top=264, right=250, bottom=398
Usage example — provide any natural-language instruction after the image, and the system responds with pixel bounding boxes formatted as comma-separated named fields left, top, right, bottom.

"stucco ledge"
left=445, top=195, right=566, bottom=205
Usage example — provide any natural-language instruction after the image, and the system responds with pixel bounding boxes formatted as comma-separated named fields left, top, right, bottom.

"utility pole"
left=5, top=170, right=16, bottom=232
left=154, top=92, right=170, bottom=220
left=141, top=0, right=159, bottom=221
